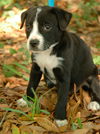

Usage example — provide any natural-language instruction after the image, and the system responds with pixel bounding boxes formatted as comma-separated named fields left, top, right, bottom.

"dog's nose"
left=29, top=39, right=39, bottom=47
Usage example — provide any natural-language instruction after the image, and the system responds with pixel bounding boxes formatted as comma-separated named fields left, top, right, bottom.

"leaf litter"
left=0, top=1, right=100, bottom=134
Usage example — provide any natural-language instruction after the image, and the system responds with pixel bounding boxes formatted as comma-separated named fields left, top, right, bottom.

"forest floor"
left=0, top=1, right=100, bottom=134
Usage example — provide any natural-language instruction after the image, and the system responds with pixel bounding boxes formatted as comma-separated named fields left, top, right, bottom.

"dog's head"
left=20, top=6, right=72, bottom=51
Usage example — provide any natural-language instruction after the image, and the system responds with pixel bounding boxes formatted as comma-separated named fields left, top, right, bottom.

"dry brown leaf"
left=92, top=124, right=100, bottom=130
left=6, top=112, right=17, bottom=119
left=29, top=125, right=46, bottom=134
left=62, top=131, right=75, bottom=134
left=73, top=128, right=89, bottom=134
left=5, top=77, right=27, bottom=89
left=40, top=96, right=55, bottom=111
left=18, top=120, right=34, bottom=126
left=0, top=104, right=9, bottom=108
left=82, top=90, right=91, bottom=105
left=0, top=74, right=6, bottom=88
left=20, top=125, right=32, bottom=134
left=94, top=111, right=100, bottom=116
left=5, top=89, right=22, bottom=97
left=34, top=117, right=59, bottom=132
left=2, top=121, right=11, bottom=134
left=0, top=130, right=12, bottom=134
left=58, top=125, right=68, bottom=132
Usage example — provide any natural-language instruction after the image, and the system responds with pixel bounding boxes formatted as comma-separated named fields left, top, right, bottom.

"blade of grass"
left=22, top=95, right=36, bottom=117
left=3, top=64, right=22, bottom=77
left=2, top=107, right=32, bottom=120
left=14, top=62, right=30, bottom=73
left=40, top=109, right=50, bottom=115
left=3, top=64, right=29, bottom=80
left=31, top=88, right=41, bottom=114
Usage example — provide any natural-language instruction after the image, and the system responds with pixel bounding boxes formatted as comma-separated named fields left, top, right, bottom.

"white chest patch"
left=32, top=48, right=63, bottom=84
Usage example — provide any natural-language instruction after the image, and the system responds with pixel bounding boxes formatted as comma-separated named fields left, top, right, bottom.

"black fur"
left=20, top=6, right=100, bottom=121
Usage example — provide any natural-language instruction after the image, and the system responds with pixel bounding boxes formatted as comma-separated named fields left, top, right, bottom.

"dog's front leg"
left=17, top=63, right=42, bottom=107
left=53, top=68, right=70, bottom=127
left=27, top=63, right=42, bottom=98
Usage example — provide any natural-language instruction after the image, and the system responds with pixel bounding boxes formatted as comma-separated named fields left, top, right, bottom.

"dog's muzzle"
left=29, top=39, right=39, bottom=49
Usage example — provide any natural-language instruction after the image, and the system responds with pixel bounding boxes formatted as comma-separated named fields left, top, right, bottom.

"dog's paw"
left=17, top=98, right=28, bottom=107
left=87, top=101, right=100, bottom=111
left=55, top=119, right=68, bottom=127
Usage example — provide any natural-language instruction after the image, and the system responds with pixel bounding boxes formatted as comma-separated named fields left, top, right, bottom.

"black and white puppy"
left=17, top=6, right=100, bottom=126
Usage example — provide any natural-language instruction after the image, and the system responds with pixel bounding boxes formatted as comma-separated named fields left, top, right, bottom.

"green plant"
left=93, top=55, right=100, bottom=65
left=72, top=0, right=99, bottom=28
left=0, top=98, right=5, bottom=103
left=2, top=46, right=31, bottom=80
left=2, top=107, right=32, bottom=120
left=3, top=64, right=29, bottom=80
left=71, top=118, right=83, bottom=130
left=0, top=0, right=13, bottom=7
left=1, top=89, right=50, bottom=120
left=96, top=42, right=100, bottom=49
left=23, top=89, right=50, bottom=116
left=80, top=0, right=98, bottom=21
left=0, top=43, right=4, bottom=48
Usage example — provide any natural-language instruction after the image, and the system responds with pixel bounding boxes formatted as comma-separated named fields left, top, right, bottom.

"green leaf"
left=12, top=125, right=20, bottom=134
left=18, top=47, right=25, bottom=52
left=0, top=43, right=4, bottom=48
left=3, top=64, right=16, bottom=77
left=1, top=107, right=32, bottom=120
left=96, top=42, right=100, bottom=48
left=77, top=118, right=83, bottom=129
left=9, top=48, right=17, bottom=54
left=3, top=64, right=22, bottom=77
left=3, top=64, right=29, bottom=80
left=14, top=62, right=30, bottom=73
left=93, top=56, right=100, bottom=65
left=71, top=123, right=77, bottom=130
left=40, top=109, right=50, bottom=115
left=0, top=0, right=13, bottom=7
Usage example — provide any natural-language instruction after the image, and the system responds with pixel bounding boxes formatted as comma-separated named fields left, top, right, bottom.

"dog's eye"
left=43, top=24, right=52, bottom=31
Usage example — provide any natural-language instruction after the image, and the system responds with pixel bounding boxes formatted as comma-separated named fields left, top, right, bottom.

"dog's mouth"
left=28, top=42, right=59, bottom=53
left=29, top=46, right=40, bottom=51
left=30, top=42, right=58, bottom=53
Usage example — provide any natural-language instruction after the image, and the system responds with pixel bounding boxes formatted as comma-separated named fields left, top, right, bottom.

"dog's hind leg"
left=83, top=67, right=100, bottom=111
left=87, top=75, right=100, bottom=110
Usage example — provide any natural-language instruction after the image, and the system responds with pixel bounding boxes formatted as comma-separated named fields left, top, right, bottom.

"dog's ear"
left=20, top=10, right=27, bottom=29
left=52, top=8, right=72, bottom=31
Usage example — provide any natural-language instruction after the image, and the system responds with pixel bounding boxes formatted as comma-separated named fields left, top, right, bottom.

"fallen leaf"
left=34, top=117, right=59, bottom=132
left=20, top=125, right=32, bottom=134
left=2, top=121, right=11, bottom=134
left=73, top=128, right=89, bottom=134
left=29, top=125, right=46, bottom=134
left=11, top=124, right=20, bottom=134
left=0, top=104, right=9, bottom=108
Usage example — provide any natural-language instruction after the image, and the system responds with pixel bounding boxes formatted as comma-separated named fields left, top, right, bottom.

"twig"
left=74, top=84, right=79, bottom=102
left=39, top=87, right=56, bottom=100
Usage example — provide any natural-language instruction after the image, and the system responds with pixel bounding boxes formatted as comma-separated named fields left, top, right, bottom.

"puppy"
left=17, top=6, right=100, bottom=126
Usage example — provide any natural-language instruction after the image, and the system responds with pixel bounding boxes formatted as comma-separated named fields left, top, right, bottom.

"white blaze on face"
left=27, top=8, right=44, bottom=50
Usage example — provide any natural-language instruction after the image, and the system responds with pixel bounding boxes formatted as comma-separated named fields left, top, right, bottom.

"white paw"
left=55, top=119, right=68, bottom=127
left=87, top=101, right=100, bottom=111
left=17, top=98, right=28, bottom=107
